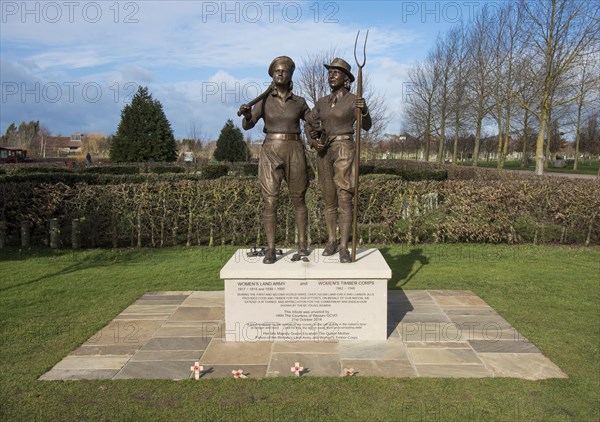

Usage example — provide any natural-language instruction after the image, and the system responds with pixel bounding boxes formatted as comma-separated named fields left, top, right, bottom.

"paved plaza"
left=40, top=289, right=566, bottom=381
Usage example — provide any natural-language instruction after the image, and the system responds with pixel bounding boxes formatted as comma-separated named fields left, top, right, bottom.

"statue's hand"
left=355, top=97, right=367, bottom=114
left=311, top=139, right=325, bottom=153
left=239, top=104, right=252, bottom=120
left=309, top=129, right=320, bottom=140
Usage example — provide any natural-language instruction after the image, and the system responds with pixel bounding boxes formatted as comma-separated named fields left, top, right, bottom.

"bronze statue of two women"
left=239, top=56, right=371, bottom=264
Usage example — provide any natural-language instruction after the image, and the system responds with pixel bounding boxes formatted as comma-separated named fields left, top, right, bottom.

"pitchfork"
left=352, top=29, right=368, bottom=262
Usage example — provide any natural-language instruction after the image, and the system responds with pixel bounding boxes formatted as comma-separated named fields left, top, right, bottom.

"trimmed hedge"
left=202, top=165, right=229, bottom=180
left=241, top=163, right=259, bottom=177
left=0, top=175, right=598, bottom=248
left=149, top=166, right=186, bottom=174
left=0, top=170, right=226, bottom=185
left=360, top=165, right=447, bottom=181
left=79, top=166, right=140, bottom=175
left=15, top=167, right=74, bottom=174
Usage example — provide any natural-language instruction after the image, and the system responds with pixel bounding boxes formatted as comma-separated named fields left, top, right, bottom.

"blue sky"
left=1, top=1, right=495, bottom=140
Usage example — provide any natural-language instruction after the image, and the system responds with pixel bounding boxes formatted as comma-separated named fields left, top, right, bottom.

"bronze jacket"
left=308, top=88, right=372, bottom=138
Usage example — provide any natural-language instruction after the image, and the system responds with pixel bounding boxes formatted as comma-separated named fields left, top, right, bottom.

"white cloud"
left=1, top=1, right=437, bottom=139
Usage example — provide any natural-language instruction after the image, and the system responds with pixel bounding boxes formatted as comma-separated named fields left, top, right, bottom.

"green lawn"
left=1, top=244, right=598, bottom=421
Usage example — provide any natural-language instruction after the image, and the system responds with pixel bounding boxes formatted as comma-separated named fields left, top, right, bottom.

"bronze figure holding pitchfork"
left=307, top=31, right=371, bottom=263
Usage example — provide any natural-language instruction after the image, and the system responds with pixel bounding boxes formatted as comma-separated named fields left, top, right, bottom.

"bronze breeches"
left=316, top=137, right=355, bottom=215
left=259, top=138, right=308, bottom=210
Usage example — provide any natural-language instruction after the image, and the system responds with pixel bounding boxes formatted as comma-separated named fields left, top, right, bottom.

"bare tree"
left=465, top=8, right=495, bottom=167
left=403, top=58, right=439, bottom=161
left=186, top=119, right=207, bottom=151
left=431, top=33, right=455, bottom=163
left=360, top=74, right=390, bottom=158
left=296, top=48, right=343, bottom=108
left=487, top=2, right=522, bottom=169
left=518, top=0, right=600, bottom=175
left=446, top=24, right=469, bottom=165
left=83, top=132, right=110, bottom=157
left=570, top=57, right=600, bottom=170
left=512, top=53, right=541, bottom=167
left=578, top=112, right=600, bottom=158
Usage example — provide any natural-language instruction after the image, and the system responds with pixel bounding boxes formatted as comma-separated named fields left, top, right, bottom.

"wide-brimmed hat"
left=324, top=58, right=355, bottom=82
left=268, top=56, right=296, bottom=77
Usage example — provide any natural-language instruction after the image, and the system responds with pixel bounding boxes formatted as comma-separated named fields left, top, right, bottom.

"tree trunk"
left=535, top=108, right=548, bottom=176
left=50, top=219, right=60, bottom=249
left=574, top=100, right=582, bottom=171
left=544, top=108, right=552, bottom=169
left=72, top=219, right=81, bottom=249
left=521, top=110, right=529, bottom=169
left=438, top=113, right=446, bottom=164
left=473, top=117, right=482, bottom=167
left=502, top=103, right=511, bottom=169
left=496, top=124, right=503, bottom=170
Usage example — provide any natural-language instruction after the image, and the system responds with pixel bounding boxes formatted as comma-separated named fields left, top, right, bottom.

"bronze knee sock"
left=324, top=211, right=338, bottom=244
left=263, top=214, right=276, bottom=250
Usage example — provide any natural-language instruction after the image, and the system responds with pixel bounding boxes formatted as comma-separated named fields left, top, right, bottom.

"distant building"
left=44, top=133, right=84, bottom=156
left=0, top=147, right=31, bottom=163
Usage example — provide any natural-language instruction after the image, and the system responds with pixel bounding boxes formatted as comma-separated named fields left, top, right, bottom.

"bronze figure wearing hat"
left=306, top=58, right=372, bottom=263
left=239, top=56, right=312, bottom=264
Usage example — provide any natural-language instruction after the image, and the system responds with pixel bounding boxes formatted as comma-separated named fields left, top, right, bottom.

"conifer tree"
left=214, top=119, right=247, bottom=163
left=110, top=86, right=177, bottom=162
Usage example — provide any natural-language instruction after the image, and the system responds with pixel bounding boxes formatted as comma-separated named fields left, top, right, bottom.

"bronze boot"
left=338, top=203, right=352, bottom=263
left=296, top=208, right=310, bottom=256
left=263, top=214, right=277, bottom=264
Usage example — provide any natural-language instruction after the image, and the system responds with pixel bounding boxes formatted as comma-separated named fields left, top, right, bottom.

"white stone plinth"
left=220, top=248, right=392, bottom=342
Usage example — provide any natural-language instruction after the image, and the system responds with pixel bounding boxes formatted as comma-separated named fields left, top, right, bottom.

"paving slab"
left=130, top=350, right=201, bottom=361
left=433, top=295, right=489, bottom=307
left=71, top=344, right=142, bottom=356
left=120, top=304, right=180, bottom=314
left=402, top=290, right=434, bottom=302
left=168, top=307, right=224, bottom=322
left=138, top=293, right=191, bottom=300
left=40, top=369, right=120, bottom=381
left=82, top=320, right=163, bottom=346
left=408, top=347, right=483, bottom=365
left=153, top=326, right=215, bottom=338
left=52, top=356, right=131, bottom=370
left=114, top=360, right=194, bottom=380
left=400, top=312, right=452, bottom=323
left=180, top=296, right=224, bottom=307
left=40, top=290, right=567, bottom=381
left=455, top=326, right=528, bottom=342
left=396, top=322, right=463, bottom=343
left=399, top=304, right=444, bottom=314
left=478, top=353, right=567, bottom=380
left=429, top=290, right=477, bottom=297
left=339, top=338, right=409, bottom=360
left=141, top=337, right=211, bottom=351
left=406, top=341, right=471, bottom=349
left=415, top=364, right=493, bottom=378
left=113, top=314, right=173, bottom=321
left=469, top=340, right=540, bottom=354
left=134, top=294, right=189, bottom=306
left=272, top=341, right=339, bottom=354
left=198, top=365, right=268, bottom=379
left=444, top=308, right=499, bottom=316
left=340, top=359, right=417, bottom=377
left=200, top=340, right=272, bottom=365
left=447, top=315, right=513, bottom=330
left=145, top=291, right=194, bottom=296
left=267, top=352, right=341, bottom=377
